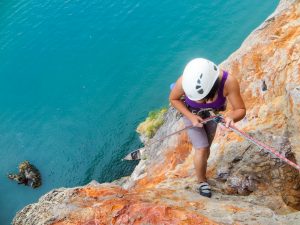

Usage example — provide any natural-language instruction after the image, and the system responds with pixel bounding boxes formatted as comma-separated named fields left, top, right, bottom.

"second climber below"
left=169, top=58, right=246, bottom=198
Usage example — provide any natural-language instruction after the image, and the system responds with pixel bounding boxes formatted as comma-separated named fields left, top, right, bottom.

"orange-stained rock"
left=134, top=133, right=192, bottom=190
left=225, top=205, right=246, bottom=213
left=114, top=203, right=215, bottom=225
left=14, top=183, right=219, bottom=225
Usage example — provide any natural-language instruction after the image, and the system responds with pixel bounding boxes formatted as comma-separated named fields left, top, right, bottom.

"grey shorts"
left=183, top=116, right=217, bottom=149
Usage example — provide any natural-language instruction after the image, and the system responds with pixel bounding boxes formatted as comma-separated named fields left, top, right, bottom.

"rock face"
left=213, top=0, right=300, bottom=210
left=13, top=0, right=300, bottom=224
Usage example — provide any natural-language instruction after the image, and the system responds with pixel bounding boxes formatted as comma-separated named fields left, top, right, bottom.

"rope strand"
left=217, top=117, right=300, bottom=172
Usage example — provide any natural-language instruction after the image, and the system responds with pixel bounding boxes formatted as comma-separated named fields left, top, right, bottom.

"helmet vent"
left=214, top=65, right=217, bottom=71
left=197, top=89, right=204, bottom=94
left=196, top=74, right=204, bottom=94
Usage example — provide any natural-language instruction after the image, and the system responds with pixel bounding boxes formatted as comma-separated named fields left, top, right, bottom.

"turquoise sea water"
left=0, top=0, right=279, bottom=223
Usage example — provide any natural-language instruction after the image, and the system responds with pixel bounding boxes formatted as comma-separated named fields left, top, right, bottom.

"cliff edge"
left=13, top=0, right=300, bottom=224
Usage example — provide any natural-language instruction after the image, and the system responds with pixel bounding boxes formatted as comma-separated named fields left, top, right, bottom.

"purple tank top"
left=184, top=70, right=228, bottom=110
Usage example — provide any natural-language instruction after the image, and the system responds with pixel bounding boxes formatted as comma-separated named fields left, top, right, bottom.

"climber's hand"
left=189, top=114, right=204, bottom=127
left=220, top=117, right=234, bottom=132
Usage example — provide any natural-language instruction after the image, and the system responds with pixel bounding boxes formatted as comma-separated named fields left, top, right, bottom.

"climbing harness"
left=215, top=115, right=300, bottom=172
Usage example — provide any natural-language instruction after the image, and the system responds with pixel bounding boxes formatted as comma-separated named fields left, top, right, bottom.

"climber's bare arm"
left=224, top=75, right=246, bottom=127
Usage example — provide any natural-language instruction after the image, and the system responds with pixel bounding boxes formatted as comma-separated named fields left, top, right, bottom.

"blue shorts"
left=183, top=116, right=217, bottom=149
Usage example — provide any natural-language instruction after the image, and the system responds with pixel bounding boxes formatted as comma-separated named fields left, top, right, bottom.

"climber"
left=169, top=58, right=246, bottom=198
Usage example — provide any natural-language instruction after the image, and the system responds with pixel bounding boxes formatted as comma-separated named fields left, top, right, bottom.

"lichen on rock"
left=136, top=107, right=168, bottom=141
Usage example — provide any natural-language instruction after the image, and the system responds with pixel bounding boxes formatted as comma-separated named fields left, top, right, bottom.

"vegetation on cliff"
left=136, top=107, right=167, bottom=138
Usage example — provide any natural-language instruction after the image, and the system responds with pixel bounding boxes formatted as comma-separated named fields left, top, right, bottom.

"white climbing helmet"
left=182, top=58, right=220, bottom=101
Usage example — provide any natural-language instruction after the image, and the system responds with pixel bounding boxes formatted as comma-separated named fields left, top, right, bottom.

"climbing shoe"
left=198, top=182, right=212, bottom=198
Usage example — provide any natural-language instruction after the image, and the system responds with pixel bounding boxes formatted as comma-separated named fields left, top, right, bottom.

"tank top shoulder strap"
left=217, top=70, right=228, bottom=98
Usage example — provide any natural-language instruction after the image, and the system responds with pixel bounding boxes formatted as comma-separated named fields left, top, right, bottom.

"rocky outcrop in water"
left=13, top=0, right=300, bottom=224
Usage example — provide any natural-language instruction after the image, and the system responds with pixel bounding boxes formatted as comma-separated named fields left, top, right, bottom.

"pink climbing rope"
left=218, top=119, right=300, bottom=172
left=124, top=113, right=300, bottom=171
